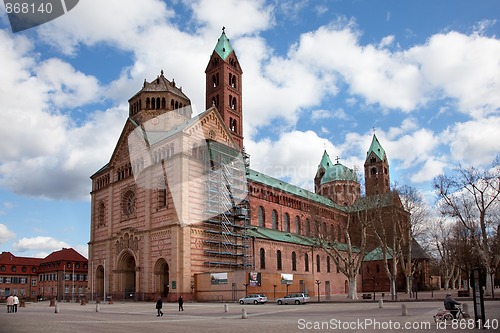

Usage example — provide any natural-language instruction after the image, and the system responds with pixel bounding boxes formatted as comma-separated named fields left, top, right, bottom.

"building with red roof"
left=0, top=248, right=88, bottom=302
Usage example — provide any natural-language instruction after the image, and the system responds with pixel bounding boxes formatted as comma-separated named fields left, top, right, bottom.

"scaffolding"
left=203, top=140, right=252, bottom=269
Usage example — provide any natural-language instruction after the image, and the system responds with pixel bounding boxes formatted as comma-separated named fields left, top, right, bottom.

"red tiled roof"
left=42, top=248, right=87, bottom=263
left=0, top=251, right=43, bottom=266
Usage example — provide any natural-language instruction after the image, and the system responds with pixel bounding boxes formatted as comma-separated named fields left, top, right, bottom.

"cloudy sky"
left=0, top=0, right=499, bottom=259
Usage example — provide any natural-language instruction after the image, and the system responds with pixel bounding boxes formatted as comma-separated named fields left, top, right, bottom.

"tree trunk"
left=347, top=277, right=358, bottom=300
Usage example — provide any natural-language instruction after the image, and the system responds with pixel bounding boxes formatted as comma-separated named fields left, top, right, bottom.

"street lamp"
left=372, top=277, right=376, bottom=300
left=430, top=276, right=433, bottom=298
left=315, top=280, right=321, bottom=302
left=243, top=283, right=249, bottom=297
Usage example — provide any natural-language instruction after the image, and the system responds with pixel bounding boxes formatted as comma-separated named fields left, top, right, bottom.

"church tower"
left=205, top=28, right=244, bottom=150
left=364, top=134, right=391, bottom=196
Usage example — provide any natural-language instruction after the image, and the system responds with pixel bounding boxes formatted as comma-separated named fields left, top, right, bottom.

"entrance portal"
left=154, top=259, right=170, bottom=297
left=118, top=251, right=136, bottom=299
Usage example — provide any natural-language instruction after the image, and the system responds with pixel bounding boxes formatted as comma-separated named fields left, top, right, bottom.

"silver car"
left=239, top=294, right=268, bottom=304
left=276, top=293, right=310, bottom=305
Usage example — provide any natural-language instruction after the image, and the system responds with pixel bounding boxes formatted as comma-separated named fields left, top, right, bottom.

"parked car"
left=239, top=294, right=268, bottom=304
left=276, top=293, right=310, bottom=305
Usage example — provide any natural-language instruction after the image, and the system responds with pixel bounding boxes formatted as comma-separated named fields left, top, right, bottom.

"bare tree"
left=433, top=158, right=500, bottom=295
left=397, top=185, right=430, bottom=294
left=314, top=203, right=369, bottom=300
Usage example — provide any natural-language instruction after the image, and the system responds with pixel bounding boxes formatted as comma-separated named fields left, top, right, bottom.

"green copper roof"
left=247, top=227, right=360, bottom=252
left=363, top=247, right=393, bottom=261
left=319, top=150, right=333, bottom=169
left=320, top=162, right=358, bottom=184
left=214, top=30, right=234, bottom=60
left=247, top=169, right=346, bottom=211
left=366, top=134, right=386, bottom=161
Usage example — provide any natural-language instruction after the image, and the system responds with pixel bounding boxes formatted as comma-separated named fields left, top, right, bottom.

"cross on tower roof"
left=335, top=156, right=340, bottom=164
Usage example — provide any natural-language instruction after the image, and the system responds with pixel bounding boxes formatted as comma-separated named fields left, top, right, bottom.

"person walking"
left=156, top=297, right=163, bottom=317
left=12, top=295, right=19, bottom=313
left=6, top=295, right=14, bottom=313
left=178, top=296, right=184, bottom=311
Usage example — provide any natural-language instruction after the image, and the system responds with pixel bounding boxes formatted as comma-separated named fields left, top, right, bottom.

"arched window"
left=306, top=219, right=311, bottom=237
left=258, top=206, right=265, bottom=227
left=371, top=167, right=377, bottom=175
left=295, top=216, right=301, bottom=235
left=327, top=256, right=331, bottom=273
left=171, top=99, right=175, bottom=110
left=175, top=101, right=179, bottom=109
left=260, top=248, right=266, bottom=269
left=276, top=250, right=282, bottom=270
left=146, top=98, right=150, bottom=109
left=292, top=252, right=297, bottom=271
left=151, top=97, right=156, bottom=109
left=156, top=97, right=160, bottom=109
left=161, top=98, right=166, bottom=109
left=337, top=225, right=342, bottom=242
left=322, top=222, right=327, bottom=237
left=158, top=178, right=167, bottom=209
left=284, top=213, right=290, bottom=232
left=272, top=209, right=278, bottom=230
left=98, top=202, right=105, bottom=227
left=316, top=255, right=321, bottom=272
left=304, top=253, right=309, bottom=272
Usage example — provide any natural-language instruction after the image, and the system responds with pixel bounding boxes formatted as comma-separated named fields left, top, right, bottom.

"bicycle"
left=434, top=304, right=470, bottom=324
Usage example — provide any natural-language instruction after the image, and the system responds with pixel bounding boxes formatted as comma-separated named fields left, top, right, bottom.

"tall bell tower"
left=364, top=134, right=391, bottom=196
left=205, top=27, right=244, bottom=150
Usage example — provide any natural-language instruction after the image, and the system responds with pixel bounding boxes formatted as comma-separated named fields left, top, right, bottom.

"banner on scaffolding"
left=210, top=272, right=228, bottom=285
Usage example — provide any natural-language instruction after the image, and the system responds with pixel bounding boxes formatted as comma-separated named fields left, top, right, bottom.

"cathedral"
left=88, top=30, right=425, bottom=302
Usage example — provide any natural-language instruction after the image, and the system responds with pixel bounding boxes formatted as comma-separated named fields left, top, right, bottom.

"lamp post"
left=315, top=280, right=321, bottom=303
left=243, top=283, right=249, bottom=297
left=372, top=277, right=376, bottom=300
left=273, top=284, right=277, bottom=300
left=430, top=276, right=433, bottom=298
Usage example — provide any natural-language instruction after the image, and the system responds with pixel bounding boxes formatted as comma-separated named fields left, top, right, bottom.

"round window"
left=122, top=190, right=136, bottom=216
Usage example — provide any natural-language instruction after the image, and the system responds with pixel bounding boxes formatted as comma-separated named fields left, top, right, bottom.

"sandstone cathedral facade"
left=88, top=30, right=426, bottom=302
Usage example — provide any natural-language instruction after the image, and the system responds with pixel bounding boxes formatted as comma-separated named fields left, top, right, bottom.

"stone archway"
left=117, top=251, right=137, bottom=299
left=95, top=265, right=104, bottom=300
left=154, top=259, right=169, bottom=298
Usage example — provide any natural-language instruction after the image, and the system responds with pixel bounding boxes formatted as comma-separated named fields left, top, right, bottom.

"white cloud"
left=37, top=0, right=172, bottom=54
left=408, top=31, right=500, bottom=118
left=191, top=0, right=274, bottom=36
left=0, top=224, right=16, bottom=244
left=410, top=157, right=447, bottom=183
left=443, top=117, right=500, bottom=165
left=36, top=58, right=101, bottom=108
left=247, top=130, right=340, bottom=190
left=13, top=236, right=69, bottom=252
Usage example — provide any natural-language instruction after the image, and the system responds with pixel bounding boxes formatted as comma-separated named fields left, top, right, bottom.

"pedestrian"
left=156, top=297, right=163, bottom=317
left=6, top=295, right=14, bottom=313
left=444, top=293, right=461, bottom=319
left=178, top=295, right=184, bottom=311
left=13, top=295, right=19, bottom=313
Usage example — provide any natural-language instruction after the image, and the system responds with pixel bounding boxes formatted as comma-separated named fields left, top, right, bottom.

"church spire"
left=364, top=134, right=390, bottom=196
left=205, top=28, right=244, bottom=150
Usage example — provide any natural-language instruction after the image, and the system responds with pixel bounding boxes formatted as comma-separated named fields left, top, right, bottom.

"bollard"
left=80, top=298, right=86, bottom=306
left=242, top=307, right=247, bottom=319
left=224, top=303, right=228, bottom=312
left=54, top=303, right=60, bottom=313
left=49, top=299, right=55, bottom=307
left=401, top=304, right=407, bottom=316
left=378, top=299, right=383, bottom=308
left=96, top=303, right=100, bottom=312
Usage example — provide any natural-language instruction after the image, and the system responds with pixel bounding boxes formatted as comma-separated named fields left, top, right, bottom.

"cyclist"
left=444, top=293, right=461, bottom=319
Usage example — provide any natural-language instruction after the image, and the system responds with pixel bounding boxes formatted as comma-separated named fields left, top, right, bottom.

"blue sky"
left=0, top=0, right=499, bottom=258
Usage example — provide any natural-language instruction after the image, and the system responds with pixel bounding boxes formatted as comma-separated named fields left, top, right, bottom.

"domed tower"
left=364, top=134, right=390, bottom=196
left=205, top=27, right=244, bottom=150
left=128, top=70, right=191, bottom=125
left=314, top=151, right=360, bottom=206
